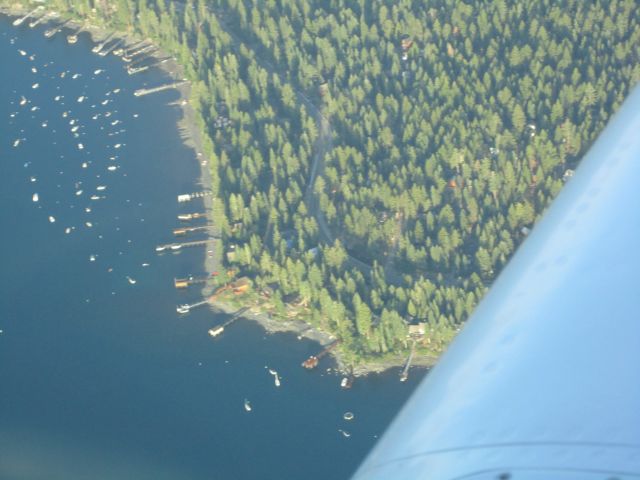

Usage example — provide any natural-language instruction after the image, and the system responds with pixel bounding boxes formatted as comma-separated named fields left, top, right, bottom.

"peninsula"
left=5, top=0, right=639, bottom=375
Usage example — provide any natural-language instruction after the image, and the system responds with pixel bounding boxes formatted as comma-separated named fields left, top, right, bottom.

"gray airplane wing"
left=352, top=85, right=640, bottom=479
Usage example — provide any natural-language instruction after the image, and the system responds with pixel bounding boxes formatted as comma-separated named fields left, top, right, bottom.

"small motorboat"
left=244, top=399, right=252, bottom=412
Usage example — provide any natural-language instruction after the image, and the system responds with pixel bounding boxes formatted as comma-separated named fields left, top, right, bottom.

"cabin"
left=408, top=323, right=426, bottom=339
left=232, top=277, right=250, bottom=295
left=401, top=37, right=413, bottom=51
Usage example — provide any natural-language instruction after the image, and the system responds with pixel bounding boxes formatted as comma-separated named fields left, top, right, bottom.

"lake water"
left=0, top=17, right=425, bottom=480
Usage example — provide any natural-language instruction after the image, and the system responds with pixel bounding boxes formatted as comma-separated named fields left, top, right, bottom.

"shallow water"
left=0, top=17, right=425, bottom=480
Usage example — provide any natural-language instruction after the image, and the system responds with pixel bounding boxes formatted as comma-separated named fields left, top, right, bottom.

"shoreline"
left=1, top=5, right=435, bottom=378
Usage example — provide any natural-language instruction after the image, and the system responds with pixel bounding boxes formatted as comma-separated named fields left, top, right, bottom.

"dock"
left=173, top=225, right=211, bottom=236
left=302, top=340, right=341, bottom=369
left=13, top=6, right=42, bottom=27
left=207, top=307, right=250, bottom=338
left=176, top=299, right=209, bottom=315
left=134, top=80, right=188, bottom=97
left=28, top=12, right=48, bottom=28
left=178, top=212, right=206, bottom=221
left=177, top=191, right=211, bottom=202
left=127, top=65, right=149, bottom=75
left=399, top=340, right=416, bottom=382
left=92, top=32, right=115, bottom=53
left=174, top=274, right=214, bottom=288
left=44, top=19, right=71, bottom=39
left=155, top=239, right=211, bottom=253
left=123, top=44, right=157, bottom=62
left=99, top=38, right=124, bottom=56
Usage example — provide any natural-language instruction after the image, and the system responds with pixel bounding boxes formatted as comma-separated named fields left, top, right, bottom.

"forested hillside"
left=22, top=0, right=640, bottom=365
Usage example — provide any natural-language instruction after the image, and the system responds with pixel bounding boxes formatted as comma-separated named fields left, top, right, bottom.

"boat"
left=67, top=34, right=78, bottom=44
left=244, top=399, right=252, bottom=412
left=155, top=246, right=165, bottom=252
left=177, top=214, right=193, bottom=221
left=340, top=429, right=351, bottom=438
left=48, top=216, right=56, bottom=223
left=343, top=412, right=354, bottom=421
left=32, top=193, right=39, bottom=202
left=274, top=374, right=281, bottom=387
left=176, top=305, right=190, bottom=314
left=340, top=376, right=354, bottom=389
left=170, top=244, right=182, bottom=251
left=126, top=276, right=137, bottom=285
left=208, top=326, right=224, bottom=337
left=96, top=185, right=106, bottom=191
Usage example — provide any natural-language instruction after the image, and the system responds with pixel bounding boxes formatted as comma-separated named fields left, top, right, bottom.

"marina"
left=0, top=12, right=424, bottom=480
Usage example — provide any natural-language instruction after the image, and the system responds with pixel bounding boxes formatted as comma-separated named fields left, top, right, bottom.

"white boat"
left=107, top=166, right=117, bottom=171
left=75, top=190, right=83, bottom=196
left=155, top=246, right=165, bottom=252
left=32, top=193, right=39, bottom=202
left=19, top=96, right=27, bottom=105
left=67, top=34, right=78, bottom=44
left=343, top=412, right=354, bottom=421
left=13, top=139, right=20, bottom=147
left=244, top=399, right=252, bottom=412
left=48, top=216, right=56, bottom=223
left=126, top=276, right=137, bottom=285
left=90, top=195, right=100, bottom=201
left=208, top=326, right=224, bottom=337
left=176, top=305, right=190, bottom=314
left=274, top=374, right=281, bottom=387
left=170, top=244, right=182, bottom=251
left=96, top=185, right=106, bottom=191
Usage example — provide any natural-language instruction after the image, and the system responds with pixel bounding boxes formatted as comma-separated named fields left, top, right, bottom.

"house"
left=408, top=323, right=426, bottom=339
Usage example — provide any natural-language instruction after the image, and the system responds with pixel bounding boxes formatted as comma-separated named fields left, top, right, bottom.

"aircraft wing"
left=352, top=84, right=640, bottom=479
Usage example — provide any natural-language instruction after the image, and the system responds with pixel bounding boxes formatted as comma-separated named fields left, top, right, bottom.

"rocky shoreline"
left=1, top=3, right=434, bottom=378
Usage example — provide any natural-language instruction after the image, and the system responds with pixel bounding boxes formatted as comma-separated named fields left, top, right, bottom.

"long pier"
left=207, top=307, right=250, bottom=337
left=177, top=191, right=211, bottom=202
left=123, top=44, right=157, bottom=62
left=173, top=225, right=211, bottom=236
left=155, top=239, right=210, bottom=252
left=174, top=274, right=213, bottom=288
left=134, top=80, right=188, bottom=97
left=176, top=299, right=209, bottom=315
left=178, top=212, right=206, bottom=221
left=399, top=340, right=416, bottom=382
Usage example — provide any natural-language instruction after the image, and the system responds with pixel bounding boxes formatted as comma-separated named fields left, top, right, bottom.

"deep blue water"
left=0, top=17, right=425, bottom=480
